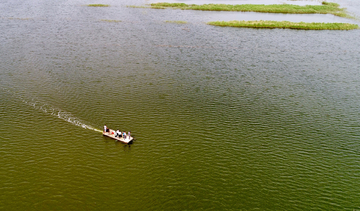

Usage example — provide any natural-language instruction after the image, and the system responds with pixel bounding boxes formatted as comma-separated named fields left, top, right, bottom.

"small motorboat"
left=103, top=129, right=134, bottom=144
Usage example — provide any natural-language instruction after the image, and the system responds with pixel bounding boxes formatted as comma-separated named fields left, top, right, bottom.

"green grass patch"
left=127, top=4, right=164, bottom=9
left=322, top=2, right=339, bottom=7
left=207, top=20, right=359, bottom=30
left=87, top=4, right=110, bottom=7
left=100, top=19, right=121, bottom=22
left=165, top=20, right=187, bottom=24
left=150, top=2, right=353, bottom=18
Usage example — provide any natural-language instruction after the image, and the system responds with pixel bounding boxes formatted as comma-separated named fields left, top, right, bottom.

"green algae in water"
left=87, top=4, right=110, bottom=7
left=151, top=2, right=352, bottom=18
left=207, top=20, right=359, bottom=30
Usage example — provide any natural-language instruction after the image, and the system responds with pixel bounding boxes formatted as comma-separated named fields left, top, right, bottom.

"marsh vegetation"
left=87, top=4, right=110, bottom=7
left=208, top=20, right=359, bottom=30
left=150, top=2, right=352, bottom=18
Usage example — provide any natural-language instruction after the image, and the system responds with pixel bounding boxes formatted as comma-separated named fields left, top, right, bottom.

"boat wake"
left=24, top=99, right=103, bottom=133
left=2, top=88, right=102, bottom=133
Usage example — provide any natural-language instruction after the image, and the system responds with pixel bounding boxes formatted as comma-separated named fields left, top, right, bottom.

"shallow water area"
left=184, top=10, right=357, bottom=23
left=1, top=0, right=360, bottom=210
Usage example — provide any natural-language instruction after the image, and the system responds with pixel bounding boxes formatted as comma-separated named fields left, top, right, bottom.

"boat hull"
left=103, top=129, right=134, bottom=144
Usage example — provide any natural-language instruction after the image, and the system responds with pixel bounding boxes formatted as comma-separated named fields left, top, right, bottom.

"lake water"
left=1, top=0, right=360, bottom=210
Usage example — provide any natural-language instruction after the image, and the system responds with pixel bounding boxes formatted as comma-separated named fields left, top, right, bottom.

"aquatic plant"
left=150, top=2, right=352, bottom=18
left=87, top=4, right=110, bottom=7
left=207, top=20, right=359, bottom=30
left=322, top=1, right=339, bottom=7
left=165, top=20, right=187, bottom=24
left=151, top=6, right=166, bottom=9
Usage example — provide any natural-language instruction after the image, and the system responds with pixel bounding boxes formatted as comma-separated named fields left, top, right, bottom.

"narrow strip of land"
left=207, top=20, right=359, bottom=30
left=150, top=2, right=352, bottom=18
left=87, top=4, right=110, bottom=7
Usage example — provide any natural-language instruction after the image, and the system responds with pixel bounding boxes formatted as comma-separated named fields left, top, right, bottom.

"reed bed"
left=87, top=4, right=110, bottom=7
left=207, top=20, right=359, bottom=30
left=150, top=2, right=351, bottom=18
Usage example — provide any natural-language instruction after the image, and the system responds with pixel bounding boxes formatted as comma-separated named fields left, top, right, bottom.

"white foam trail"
left=1, top=87, right=102, bottom=133
left=23, top=99, right=103, bottom=133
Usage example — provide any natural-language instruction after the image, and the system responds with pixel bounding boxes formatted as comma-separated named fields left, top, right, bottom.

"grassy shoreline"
left=87, top=4, right=110, bottom=7
left=207, top=20, right=359, bottom=30
left=150, top=2, right=352, bottom=18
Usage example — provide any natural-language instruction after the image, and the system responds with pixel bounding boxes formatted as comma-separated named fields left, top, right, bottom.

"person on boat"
left=128, top=131, right=131, bottom=138
left=119, top=130, right=123, bottom=138
left=115, top=129, right=121, bottom=138
left=104, top=125, right=108, bottom=133
left=123, top=131, right=127, bottom=139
